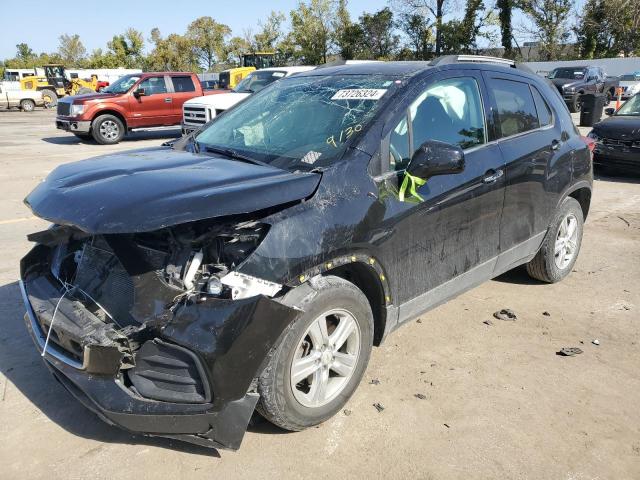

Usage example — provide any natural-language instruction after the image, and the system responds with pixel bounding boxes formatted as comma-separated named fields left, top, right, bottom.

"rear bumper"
left=20, top=243, right=299, bottom=449
left=56, top=117, right=91, bottom=133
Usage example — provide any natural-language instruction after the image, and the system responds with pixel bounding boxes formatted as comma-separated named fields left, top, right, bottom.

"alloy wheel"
left=290, top=308, right=361, bottom=408
left=99, top=120, right=120, bottom=140
left=554, top=213, right=578, bottom=269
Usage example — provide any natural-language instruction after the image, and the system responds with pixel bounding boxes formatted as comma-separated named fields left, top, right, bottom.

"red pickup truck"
left=55, top=72, right=219, bottom=144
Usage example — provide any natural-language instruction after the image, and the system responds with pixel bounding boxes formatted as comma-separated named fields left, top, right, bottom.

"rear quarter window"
left=172, top=76, right=196, bottom=93
left=531, top=86, right=553, bottom=127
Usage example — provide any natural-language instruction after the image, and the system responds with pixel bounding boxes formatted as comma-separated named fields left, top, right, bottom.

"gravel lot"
left=0, top=109, right=638, bottom=480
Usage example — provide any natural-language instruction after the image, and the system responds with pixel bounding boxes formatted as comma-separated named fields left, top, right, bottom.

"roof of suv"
left=296, top=56, right=537, bottom=80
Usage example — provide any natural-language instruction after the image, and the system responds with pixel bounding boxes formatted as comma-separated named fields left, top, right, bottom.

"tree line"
left=2, top=0, right=639, bottom=74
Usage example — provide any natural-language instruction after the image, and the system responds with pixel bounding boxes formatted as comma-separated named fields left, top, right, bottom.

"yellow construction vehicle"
left=217, top=66, right=256, bottom=90
left=19, top=64, right=98, bottom=107
left=216, top=52, right=278, bottom=90
left=241, top=52, right=276, bottom=69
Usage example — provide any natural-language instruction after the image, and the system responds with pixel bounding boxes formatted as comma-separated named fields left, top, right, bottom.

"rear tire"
left=91, top=114, right=124, bottom=145
left=526, top=197, right=584, bottom=283
left=257, top=275, right=373, bottom=431
left=41, top=89, right=57, bottom=108
left=20, top=99, right=35, bottom=112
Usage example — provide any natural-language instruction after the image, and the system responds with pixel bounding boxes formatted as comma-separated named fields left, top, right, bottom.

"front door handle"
left=551, top=139, right=560, bottom=150
left=482, top=169, right=504, bottom=184
left=164, top=97, right=172, bottom=103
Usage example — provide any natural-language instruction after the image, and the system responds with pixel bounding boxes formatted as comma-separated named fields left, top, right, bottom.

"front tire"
left=257, top=275, right=373, bottom=431
left=526, top=197, right=584, bottom=283
left=568, top=94, right=582, bottom=113
left=20, top=99, right=35, bottom=112
left=41, top=89, right=57, bottom=108
left=91, top=114, right=124, bottom=145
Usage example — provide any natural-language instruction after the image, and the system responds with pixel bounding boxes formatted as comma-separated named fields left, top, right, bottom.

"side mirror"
left=604, top=107, right=615, bottom=116
left=133, top=88, right=146, bottom=98
left=407, top=140, right=465, bottom=178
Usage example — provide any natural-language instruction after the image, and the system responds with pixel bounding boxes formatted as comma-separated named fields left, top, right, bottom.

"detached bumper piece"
left=20, top=241, right=299, bottom=450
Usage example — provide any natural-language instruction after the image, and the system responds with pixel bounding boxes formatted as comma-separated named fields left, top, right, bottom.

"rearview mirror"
left=407, top=140, right=465, bottom=178
left=133, top=88, right=146, bottom=98
left=604, top=107, right=615, bottom=116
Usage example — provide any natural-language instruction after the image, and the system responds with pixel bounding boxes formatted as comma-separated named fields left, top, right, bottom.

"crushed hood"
left=25, top=147, right=321, bottom=234
left=593, top=116, right=640, bottom=140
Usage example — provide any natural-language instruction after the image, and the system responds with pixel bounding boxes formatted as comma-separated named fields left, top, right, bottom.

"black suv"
left=20, top=56, right=592, bottom=450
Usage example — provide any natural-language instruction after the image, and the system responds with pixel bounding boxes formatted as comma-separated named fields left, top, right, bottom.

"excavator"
left=19, top=64, right=98, bottom=107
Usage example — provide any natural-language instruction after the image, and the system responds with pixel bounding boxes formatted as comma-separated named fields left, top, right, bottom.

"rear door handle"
left=551, top=139, right=560, bottom=150
left=482, top=169, right=504, bottom=184
left=164, top=97, right=172, bottom=103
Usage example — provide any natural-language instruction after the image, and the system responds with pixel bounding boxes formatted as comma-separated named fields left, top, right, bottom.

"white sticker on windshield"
left=301, top=151, right=321, bottom=164
left=331, top=89, right=387, bottom=100
left=272, top=72, right=286, bottom=78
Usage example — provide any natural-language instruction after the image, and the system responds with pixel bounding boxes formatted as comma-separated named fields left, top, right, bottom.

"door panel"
left=128, top=76, right=172, bottom=127
left=374, top=70, right=506, bottom=310
left=482, top=71, right=569, bottom=270
left=168, top=75, right=198, bottom=124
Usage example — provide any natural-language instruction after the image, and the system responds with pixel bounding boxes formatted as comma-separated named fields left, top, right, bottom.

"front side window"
left=172, top=76, right=195, bottom=93
left=549, top=68, right=586, bottom=80
left=196, top=75, right=397, bottom=171
left=390, top=76, right=486, bottom=171
left=489, top=78, right=539, bottom=138
left=138, top=77, right=167, bottom=95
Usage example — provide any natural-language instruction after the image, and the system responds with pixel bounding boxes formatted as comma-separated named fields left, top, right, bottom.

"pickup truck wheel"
left=568, top=94, right=581, bottom=113
left=257, top=275, right=373, bottom=431
left=20, top=99, right=35, bottom=112
left=92, top=114, right=124, bottom=145
left=526, top=197, right=584, bottom=283
left=41, top=89, right=57, bottom=108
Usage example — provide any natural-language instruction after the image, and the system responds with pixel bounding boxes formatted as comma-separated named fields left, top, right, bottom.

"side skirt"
left=394, top=231, right=546, bottom=327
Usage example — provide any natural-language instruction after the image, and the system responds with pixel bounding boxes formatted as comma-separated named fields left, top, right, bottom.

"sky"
left=0, top=0, right=587, bottom=60
left=0, top=0, right=388, bottom=59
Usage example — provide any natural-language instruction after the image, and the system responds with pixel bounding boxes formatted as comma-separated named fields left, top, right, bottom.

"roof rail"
left=429, top=55, right=533, bottom=73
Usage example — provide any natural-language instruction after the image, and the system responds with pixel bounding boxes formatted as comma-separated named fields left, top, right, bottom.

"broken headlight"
left=160, top=220, right=280, bottom=299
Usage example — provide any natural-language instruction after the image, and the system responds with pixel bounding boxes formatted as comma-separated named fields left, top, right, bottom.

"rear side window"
left=531, top=86, right=553, bottom=127
left=489, top=78, right=538, bottom=138
left=172, top=76, right=195, bottom=93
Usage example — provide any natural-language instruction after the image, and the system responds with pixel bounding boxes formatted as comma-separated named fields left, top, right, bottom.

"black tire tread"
left=526, top=197, right=583, bottom=283
left=257, top=275, right=372, bottom=431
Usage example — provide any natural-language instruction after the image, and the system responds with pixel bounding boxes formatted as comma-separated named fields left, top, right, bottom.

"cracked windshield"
left=196, top=75, right=398, bottom=170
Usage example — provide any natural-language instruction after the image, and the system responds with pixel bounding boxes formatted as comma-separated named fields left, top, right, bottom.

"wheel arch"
left=562, top=183, right=592, bottom=220
left=91, top=109, right=128, bottom=130
left=293, top=255, right=392, bottom=347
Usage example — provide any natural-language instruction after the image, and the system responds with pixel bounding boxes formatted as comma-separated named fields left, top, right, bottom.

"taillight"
left=581, top=136, right=595, bottom=153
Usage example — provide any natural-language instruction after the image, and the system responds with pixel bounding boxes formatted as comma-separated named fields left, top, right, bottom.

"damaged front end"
left=20, top=219, right=299, bottom=450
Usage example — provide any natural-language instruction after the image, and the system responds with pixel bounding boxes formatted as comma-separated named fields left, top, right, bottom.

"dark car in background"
left=548, top=66, right=619, bottom=112
left=20, top=56, right=592, bottom=451
left=589, top=93, right=640, bottom=174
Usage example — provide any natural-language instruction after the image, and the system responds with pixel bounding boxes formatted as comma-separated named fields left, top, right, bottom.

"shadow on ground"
left=41, top=129, right=181, bottom=145
left=0, top=280, right=220, bottom=457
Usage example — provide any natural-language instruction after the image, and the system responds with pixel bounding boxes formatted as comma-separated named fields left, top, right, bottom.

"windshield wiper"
left=203, top=145, right=268, bottom=166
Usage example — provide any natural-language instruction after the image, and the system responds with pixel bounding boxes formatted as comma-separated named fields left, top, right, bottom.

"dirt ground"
left=0, top=109, right=638, bottom=480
